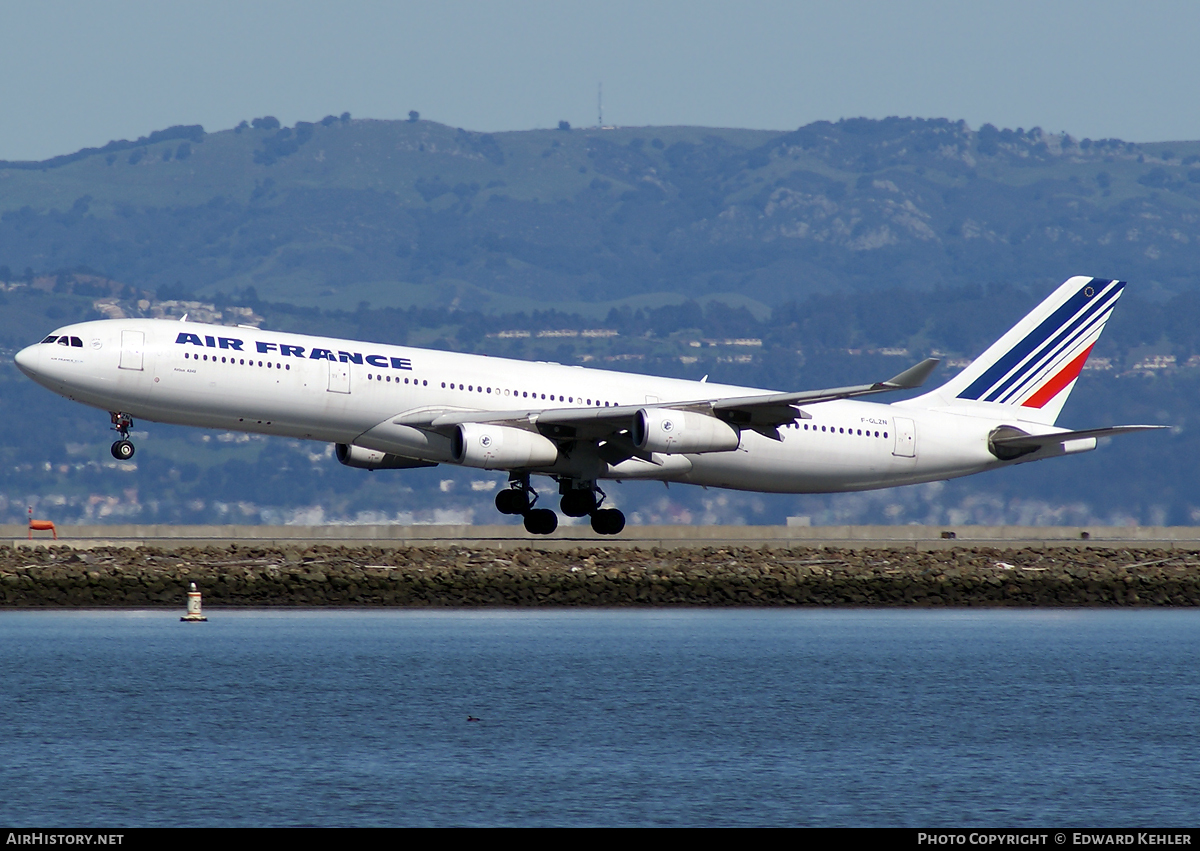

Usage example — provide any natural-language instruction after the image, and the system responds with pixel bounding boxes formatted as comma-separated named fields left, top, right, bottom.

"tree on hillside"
left=558, top=120, right=571, bottom=131
left=977, top=123, right=1000, bottom=156
left=408, top=111, right=420, bottom=122
left=1137, top=168, right=1174, bottom=188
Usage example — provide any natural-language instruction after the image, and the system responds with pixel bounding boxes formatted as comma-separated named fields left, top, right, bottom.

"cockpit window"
left=57, top=337, right=69, bottom=346
left=40, top=336, right=57, bottom=344
left=70, top=336, right=83, bottom=347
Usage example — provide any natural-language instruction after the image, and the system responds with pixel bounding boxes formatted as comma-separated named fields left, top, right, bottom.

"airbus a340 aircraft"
left=14, top=275, right=1161, bottom=535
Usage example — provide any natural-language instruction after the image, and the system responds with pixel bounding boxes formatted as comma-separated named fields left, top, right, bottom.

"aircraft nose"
left=14, top=343, right=40, bottom=377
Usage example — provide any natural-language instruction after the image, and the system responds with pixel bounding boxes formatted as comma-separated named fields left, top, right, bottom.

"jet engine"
left=335, top=443, right=438, bottom=470
left=452, top=423, right=560, bottom=470
left=632, top=408, right=740, bottom=454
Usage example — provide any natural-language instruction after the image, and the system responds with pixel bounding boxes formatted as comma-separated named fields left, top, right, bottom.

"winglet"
left=878, top=358, right=939, bottom=391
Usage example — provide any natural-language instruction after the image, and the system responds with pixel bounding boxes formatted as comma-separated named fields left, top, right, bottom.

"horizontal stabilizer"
left=991, top=424, right=1168, bottom=449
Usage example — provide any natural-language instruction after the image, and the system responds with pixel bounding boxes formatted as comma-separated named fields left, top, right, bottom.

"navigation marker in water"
left=181, top=582, right=208, bottom=622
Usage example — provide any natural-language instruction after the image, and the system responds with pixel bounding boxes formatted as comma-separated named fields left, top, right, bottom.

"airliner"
left=13, top=276, right=1162, bottom=535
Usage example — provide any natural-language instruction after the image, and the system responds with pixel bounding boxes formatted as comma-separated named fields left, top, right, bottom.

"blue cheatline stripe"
left=957, top=279, right=1120, bottom=401
left=994, top=299, right=1116, bottom=404
left=988, top=287, right=1120, bottom=403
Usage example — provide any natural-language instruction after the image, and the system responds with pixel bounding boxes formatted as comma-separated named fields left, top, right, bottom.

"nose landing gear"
left=109, top=412, right=135, bottom=460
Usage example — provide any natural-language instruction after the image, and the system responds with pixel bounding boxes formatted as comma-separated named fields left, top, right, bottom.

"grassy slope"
left=7, top=118, right=1200, bottom=315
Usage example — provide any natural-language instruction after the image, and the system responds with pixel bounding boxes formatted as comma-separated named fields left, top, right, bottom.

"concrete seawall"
left=3, top=526, right=1200, bottom=608
left=8, top=523, right=1200, bottom=550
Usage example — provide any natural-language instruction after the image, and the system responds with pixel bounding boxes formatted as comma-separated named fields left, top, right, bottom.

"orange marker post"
left=27, top=506, right=56, bottom=540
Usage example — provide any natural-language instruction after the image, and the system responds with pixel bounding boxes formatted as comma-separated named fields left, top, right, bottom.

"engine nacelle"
left=335, top=443, right=438, bottom=470
left=631, top=408, right=741, bottom=454
left=452, top=423, right=560, bottom=470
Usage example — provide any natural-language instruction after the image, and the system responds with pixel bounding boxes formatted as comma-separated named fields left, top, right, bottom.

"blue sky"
left=3, top=0, right=1198, bottom=161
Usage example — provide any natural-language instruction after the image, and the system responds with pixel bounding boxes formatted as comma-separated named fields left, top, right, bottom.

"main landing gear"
left=560, top=480, right=625, bottom=536
left=109, top=412, right=135, bottom=460
left=495, top=475, right=558, bottom=535
left=494, top=476, right=626, bottom=536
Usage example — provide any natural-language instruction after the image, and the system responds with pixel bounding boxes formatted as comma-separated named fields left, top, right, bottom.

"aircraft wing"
left=707, top=357, right=939, bottom=429
left=393, top=358, right=940, bottom=440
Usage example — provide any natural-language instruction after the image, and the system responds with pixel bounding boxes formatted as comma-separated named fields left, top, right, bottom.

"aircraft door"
left=892, top=417, right=916, bottom=457
left=119, top=331, right=144, bottom=371
left=328, top=360, right=351, bottom=394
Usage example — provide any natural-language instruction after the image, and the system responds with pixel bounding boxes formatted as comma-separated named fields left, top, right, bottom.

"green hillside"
left=4, top=115, right=1200, bottom=314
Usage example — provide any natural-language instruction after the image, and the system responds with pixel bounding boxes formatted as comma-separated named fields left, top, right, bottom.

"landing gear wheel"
left=523, top=508, right=558, bottom=535
left=560, top=489, right=598, bottom=517
left=108, top=412, right=135, bottom=459
left=590, top=508, right=625, bottom=536
left=495, top=488, right=531, bottom=515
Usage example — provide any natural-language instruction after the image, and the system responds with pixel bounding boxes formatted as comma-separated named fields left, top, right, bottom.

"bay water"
left=1, top=609, right=1197, bottom=827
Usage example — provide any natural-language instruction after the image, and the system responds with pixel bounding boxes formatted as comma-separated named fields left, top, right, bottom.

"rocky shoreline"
left=2, top=543, right=1200, bottom=607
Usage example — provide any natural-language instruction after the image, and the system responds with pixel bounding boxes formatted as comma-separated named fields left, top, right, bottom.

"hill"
left=3, top=115, right=1200, bottom=314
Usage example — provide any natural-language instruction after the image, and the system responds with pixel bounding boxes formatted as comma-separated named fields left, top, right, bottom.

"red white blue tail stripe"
left=920, top=277, right=1124, bottom=425
left=956, top=277, right=1122, bottom=407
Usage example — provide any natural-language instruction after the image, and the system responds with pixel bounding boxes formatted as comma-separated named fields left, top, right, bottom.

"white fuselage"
left=15, top=318, right=1083, bottom=494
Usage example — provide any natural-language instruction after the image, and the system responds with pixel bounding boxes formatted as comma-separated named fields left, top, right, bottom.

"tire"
left=111, top=440, right=135, bottom=460
left=523, top=508, right=558, bottom=535
left=496, top=489, right=526, bottom=515
left=591, top=508, right=625, bottom=535
left=560, top=489, right=597, bottom=517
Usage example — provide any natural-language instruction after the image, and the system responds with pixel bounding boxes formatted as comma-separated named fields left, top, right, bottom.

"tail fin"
left=912, top=276, right=1124, bottom=425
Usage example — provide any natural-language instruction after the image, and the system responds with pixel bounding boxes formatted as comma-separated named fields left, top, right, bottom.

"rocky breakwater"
left=1, top=544, right=1199, bottom=607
